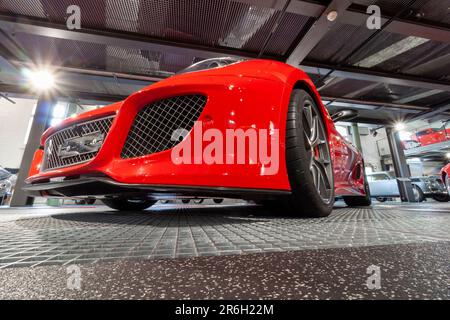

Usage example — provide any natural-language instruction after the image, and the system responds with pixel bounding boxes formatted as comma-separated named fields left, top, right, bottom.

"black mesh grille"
left=121, top=95, right=207, bottom=159
left=43, top=116, right=114, bottom=171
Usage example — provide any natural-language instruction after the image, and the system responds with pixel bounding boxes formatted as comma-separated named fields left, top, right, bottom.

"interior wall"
left=358, top=126, right=386, bottom=172
left=0, top=97, right=37, bottom=169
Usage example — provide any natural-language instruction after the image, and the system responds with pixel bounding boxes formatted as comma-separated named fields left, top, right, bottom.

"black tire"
left=102, top=198, right=156, bottom=211
left=412, top=185, right=425, bottom=202
left=343, top=168, right=372, bottom=207
left=376, top=197, right=387, bottom=202
left=432, top=194, right=450, bottom=202
left=284, top=89, right=335, bottom=217
left=446, top=175, right=450, bottom=194
left=181, top=199, right=190, bottom=204
left=213, top=198, right=224, bottom=204
left=86, top=199, right=96, bottom=205
left=343, top=182, right=372, bottom=207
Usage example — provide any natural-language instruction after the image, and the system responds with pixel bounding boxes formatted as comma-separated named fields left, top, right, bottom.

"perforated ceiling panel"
left=0, top=0, right=313, bottom=58
left=357, top=84, right=430, bottom=104
left=306, top=22, right=377, bottom=64
left=409, top=91, right=450, bottom=107
left=320, top=79, right=378, bottom=98
left=353, top=0, right=450, bottom=27
left=352, top=0, right=416, bottom=17
left=263, top=12, right=313, bottom=56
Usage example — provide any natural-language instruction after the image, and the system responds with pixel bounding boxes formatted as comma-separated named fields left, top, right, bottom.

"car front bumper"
left=25, top=74, right=290, bottom=197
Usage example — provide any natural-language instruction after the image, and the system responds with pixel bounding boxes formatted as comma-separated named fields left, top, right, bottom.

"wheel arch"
left=291, top=79, right=334, bottom=139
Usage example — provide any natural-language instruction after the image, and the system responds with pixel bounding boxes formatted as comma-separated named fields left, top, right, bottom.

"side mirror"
left=331, top=109, right=359, bottom=122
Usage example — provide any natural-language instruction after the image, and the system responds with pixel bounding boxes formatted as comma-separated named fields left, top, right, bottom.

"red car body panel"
left=26, top=60, right=366, bottom=198
left=441, top=164, right=450, bottom=184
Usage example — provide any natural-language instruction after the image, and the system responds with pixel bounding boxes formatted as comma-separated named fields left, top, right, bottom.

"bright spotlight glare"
left=395, top=122, right=405, bottom=131
left=446, top=152, right=450, bottom=159
left=25, top=68, right=55, bottom=91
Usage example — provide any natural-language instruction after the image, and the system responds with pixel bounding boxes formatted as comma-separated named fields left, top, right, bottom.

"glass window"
left=367, top=173, right=391, bottom=182
left=50, top=102, right=68, bottom=127
left=0, top=167, right=11, bottom=180
left=177, top=57, right=243, bottom=75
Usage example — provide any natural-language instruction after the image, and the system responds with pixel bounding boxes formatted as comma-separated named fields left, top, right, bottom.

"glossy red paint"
left=26, top=59, right=366, bottom=197
left=441, top=164, right=450, bottom=186
left=412, top=128, right=449, bottom=147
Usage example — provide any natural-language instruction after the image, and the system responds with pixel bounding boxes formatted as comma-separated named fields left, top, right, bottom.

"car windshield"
left=416, top=128, right=441, bottom=136
left=368, top=173, right=391, bottom=181
left=0, top=167, right=11, bottom=180
left=176, top=57, right=243, bottom=75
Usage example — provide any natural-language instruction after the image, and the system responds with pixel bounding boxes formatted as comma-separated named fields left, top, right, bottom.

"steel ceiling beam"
left=287, top=0, right=352, bottom=66
left=0, top=82, right=129, bottom=102
left=405, top=52, right=450, bottom=75
left=394, top=89, right=442, bottom=104
left=322, top=96, right=427, bottom=112
left=10, top=59, right=168, bottom=82
left=301, top=63, right=450, bottom=92
left=343, top=82, right=380, bottom=99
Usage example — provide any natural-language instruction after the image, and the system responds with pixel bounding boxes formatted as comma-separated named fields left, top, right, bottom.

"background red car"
left=412, top=127, right=449, bottom=147
left=441, top=164, right=450, bottom=193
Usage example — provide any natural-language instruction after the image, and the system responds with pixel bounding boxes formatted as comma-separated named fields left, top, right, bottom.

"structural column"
left=385, top=127, right=416, bottom=202
left=10, top=96, right=55, bottom=207
left=351, top=123, right=362, bottom=152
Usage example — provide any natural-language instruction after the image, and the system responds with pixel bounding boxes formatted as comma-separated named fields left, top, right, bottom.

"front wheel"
left=213, top=198, right=223, bottom=204
left=412, top=185, right=425, bottom=202
left=284, top=89, right=335, bottom=217
left=343, top=169, right=372, bottom=207
left=432, top=194, right=450, bottom=202
left=102, top=198, right=156, bottom=211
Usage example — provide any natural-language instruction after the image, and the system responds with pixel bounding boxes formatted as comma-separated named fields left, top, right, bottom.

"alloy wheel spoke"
left=313, top=158, right=331, bottom=190
left=303, top=99, right=333, bottom=204
left=309, top=116, right=319, bottom=146
left=303, top=103, right=313, bottom=133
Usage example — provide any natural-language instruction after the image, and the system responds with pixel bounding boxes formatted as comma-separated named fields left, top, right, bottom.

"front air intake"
left=43, top=116, right=115, bottom=171
left=121, top=95, right=207, bottom=159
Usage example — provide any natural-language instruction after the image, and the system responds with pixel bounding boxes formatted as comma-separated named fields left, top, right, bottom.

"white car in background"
left=367, top=171, right=449, bottom=202
left=0, top=167, right=16, bottom=205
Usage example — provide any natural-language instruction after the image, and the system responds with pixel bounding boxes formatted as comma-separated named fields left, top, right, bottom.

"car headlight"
left=0, top=179, right=12, bottom=193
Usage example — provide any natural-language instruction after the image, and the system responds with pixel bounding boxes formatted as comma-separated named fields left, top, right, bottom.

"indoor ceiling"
left=0, top=0, right=449, bottom=125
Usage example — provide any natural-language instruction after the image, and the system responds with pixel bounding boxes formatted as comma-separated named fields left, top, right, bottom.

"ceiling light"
left=327, top=10, right=338, bottom=22
left=24, top=68, right=55, bottom=91
left=394, top=122, right=405, bottom=131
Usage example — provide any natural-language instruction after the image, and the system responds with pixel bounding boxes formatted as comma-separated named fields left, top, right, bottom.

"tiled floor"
left=0, top=201, right=448, bottom=268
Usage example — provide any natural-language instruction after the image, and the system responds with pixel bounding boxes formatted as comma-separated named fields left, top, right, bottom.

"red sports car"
left=24, top=58, right=371, bottom=217
left=441, top=164, right=450, bottom=193
left=412, top=127, right=449, bottom=147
